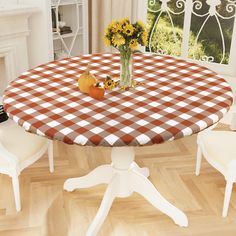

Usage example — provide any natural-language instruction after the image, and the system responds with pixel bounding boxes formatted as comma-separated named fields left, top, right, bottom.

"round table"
left=3, top=53, right=233, bottom=235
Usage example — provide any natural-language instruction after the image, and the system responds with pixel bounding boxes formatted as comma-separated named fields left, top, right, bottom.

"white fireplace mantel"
left=0, top=4, right=39, bottom=38
left=0, top=4, right=39, bottom=97
left=0, top=4, right=38, bottom=17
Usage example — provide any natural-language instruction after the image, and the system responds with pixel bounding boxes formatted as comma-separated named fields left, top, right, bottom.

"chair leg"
left=195, top=146, right=202, bottom=176
left=48, top=140, right=54, bottom=173
left=222, top=180, right=233, bottom=217
left=11, top=175, right=21, bottom=212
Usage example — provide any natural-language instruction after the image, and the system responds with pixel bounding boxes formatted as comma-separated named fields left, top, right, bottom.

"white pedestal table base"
left=64, top=147, right=188, bottom=236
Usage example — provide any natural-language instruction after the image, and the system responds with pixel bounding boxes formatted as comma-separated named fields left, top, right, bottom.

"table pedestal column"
left=64, top=147, right=188, bottom=236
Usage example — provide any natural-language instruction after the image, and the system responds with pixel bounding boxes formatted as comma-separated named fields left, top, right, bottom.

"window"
left=136, top=0, right=236, bottom=76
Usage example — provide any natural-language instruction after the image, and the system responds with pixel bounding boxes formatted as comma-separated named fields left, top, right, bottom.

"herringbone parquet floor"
left=0, top=125, right=236, bottom=236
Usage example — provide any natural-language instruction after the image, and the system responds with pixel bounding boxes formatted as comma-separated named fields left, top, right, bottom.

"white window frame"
left=133, top=0, right=236, bottom=77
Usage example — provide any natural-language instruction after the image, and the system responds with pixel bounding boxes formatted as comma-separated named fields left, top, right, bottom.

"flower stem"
left=120, top=49, right=132, bottom=88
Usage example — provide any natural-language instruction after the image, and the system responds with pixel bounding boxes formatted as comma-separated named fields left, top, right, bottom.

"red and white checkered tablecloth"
left=3, top=53, right=233, bottom=146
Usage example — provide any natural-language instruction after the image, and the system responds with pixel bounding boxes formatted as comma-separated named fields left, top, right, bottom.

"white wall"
left=0, top=0, right=53, bottom=68
left=19, top=0, right=53, bottom=68
left=0, top=0, right=18, bottom=3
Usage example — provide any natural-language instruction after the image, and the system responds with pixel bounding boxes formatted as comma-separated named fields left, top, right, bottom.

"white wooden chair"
left=195, top=105, right=236, bottom=217
left=0, top=119, right=54, bottom=211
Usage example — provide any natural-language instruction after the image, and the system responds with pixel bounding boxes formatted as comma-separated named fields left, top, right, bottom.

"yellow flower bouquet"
left=104, top=18, right=148, bottom=88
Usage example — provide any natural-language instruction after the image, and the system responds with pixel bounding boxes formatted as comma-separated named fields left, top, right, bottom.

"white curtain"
left=89, top=0, right=134, bottom=53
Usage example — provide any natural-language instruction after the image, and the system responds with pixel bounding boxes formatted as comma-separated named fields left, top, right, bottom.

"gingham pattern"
left=3, top=53, right=233, bottom=146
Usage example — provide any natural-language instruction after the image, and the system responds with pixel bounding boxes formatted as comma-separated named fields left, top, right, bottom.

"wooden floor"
left=0, top=125, right=236, bottom=236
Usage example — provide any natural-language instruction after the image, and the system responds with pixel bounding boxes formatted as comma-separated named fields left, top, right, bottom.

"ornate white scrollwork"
left=226, top=0, right=236, bottom=13
left=217, top=0, right=236, bottom=19
left=149, top=0, right=157, bottom=6
left=192, top=0, right=236, bottom=64
left=193, top=0, right=203, bottom=10
left=192, top=1, right=209, bottom=17
left=170, top=0, right=187, bottom=14
left=201, top=55, right=215, bottom=62
left=176, top=0, right=186, bottom=9
left=206, top=0, right=221, bottom=16
left=148, top=0, right=236, bottom=64
left=148, top=0, right=186, bottom=55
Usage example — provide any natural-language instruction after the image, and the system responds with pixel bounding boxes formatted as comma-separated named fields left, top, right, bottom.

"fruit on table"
left=78, top=65, right=97, bottom=93
left=89, top=83, right=105, bottom=100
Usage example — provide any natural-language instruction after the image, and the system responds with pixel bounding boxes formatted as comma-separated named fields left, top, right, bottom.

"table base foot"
left=64, top=147, right=188, bottom=235
left=64, top=164, right=113, bottom=192
left=131, top=170, right=188, bottom=227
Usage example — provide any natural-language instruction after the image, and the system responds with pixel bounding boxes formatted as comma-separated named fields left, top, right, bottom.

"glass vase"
left=119, top=49, right=133, bottom=88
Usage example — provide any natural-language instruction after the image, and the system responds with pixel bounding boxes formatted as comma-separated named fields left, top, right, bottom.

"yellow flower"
left=141, top=31, right=148, bottom=46
left=104, top=77, right=116, bottom=90
left=113, top=23, right=123, bottom=33
left=123, top=24, right=134, bottom=36
left=108, top=20, right=122, bottom=33
left=129, top=39, right=138, bottom=49
left=137, top=20, right=145, bottom=30
left=104, top=18, right=148, bottom=50
left=108, top=20, right=117, bottom=29
left=104, top=27, right=110, bottom=36
left=120, top=18, right=130, bottom=28
left=104, top=36, right=111, bottom=46
left=112, top=33, right=125, bottom=47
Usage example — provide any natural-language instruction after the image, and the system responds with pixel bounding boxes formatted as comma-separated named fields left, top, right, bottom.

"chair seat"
left=0, top=123, right=46, bottom=164
left=198, top=131, right=236, bottom=168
